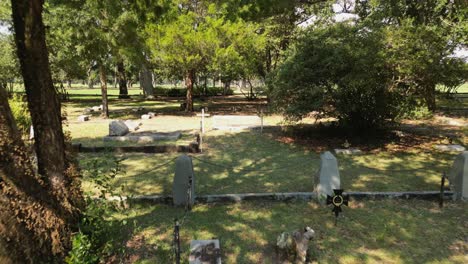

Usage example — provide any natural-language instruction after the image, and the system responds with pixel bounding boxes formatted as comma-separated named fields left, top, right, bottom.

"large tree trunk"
left=223, top=80, right=231, bottom=96
left=6, top=0, right=82, bottom=260
left=0, top=85, right=72, bottom=263
left=117, top=60, right=129, bottom=99
left=424, top=84, right=436, bottom=112
left=140, top=64, right=154, bottom=98
left=185, top=70, right=195, bottom=112
left=100, top=64, right=109, bottom=118
left=11, top=0, right=81, bottom=210
left=87, top=66, right=93, bottom=89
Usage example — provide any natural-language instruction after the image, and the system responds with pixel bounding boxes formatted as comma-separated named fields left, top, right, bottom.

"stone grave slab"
left=124, top=120, right=141, bottom=132
left=434, top=144, right=466, bottom=152
left=212, top=115, right=261, bottom=130
left=189, top=239, right=221, bottom=264
left=334, top=148, right=362, bottom=155
left=141, top=114, right=152, bottom=120
left=91, top=106, right=101, bottom=112
left=173, top=155, right=195, bottom=207
left=103, top=131, right=181, bottom=143
left=109, top=120, right=129, bottom=136
left=315, top=151, right=340, bottom=200
left=448, top=151, right=468, bottom=200
left=77, top=115, right=90, bottom=122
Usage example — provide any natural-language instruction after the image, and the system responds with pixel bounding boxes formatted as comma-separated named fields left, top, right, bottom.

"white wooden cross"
left=196, top=108, right=210, bottom=133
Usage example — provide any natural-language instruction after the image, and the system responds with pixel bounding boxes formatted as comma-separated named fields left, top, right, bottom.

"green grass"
left=107, top=200, right=467, bottom=263
left=79, top=130, right=458, bottom=196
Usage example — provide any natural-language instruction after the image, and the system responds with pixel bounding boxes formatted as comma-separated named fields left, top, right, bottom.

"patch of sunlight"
left=247, top=252, right=264, bottom=263
left=192, top=229, right=216, bottom=240
left=354, top=247, right=403, bottom=264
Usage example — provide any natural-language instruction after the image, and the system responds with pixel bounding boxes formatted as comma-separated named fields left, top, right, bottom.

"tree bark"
left=223, top=80, right=231, bottom=95
left=10, top=0, right=82, bottom=212
left=140, top=64, right=154, bottom=98
left=424, top=84, right=436, bottom=112
left=185, top=70, right=195, bottom=112
left=117, top=60, right=129, bottom=99
left=0, top=85, right=74, bottom=263
left=99, top=64, right=109, bottom=118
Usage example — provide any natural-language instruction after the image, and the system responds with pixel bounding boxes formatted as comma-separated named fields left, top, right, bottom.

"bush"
left=194, top=86, right=233, bottom=96
left=66, top=157, right=129, bottom=263
left=268, top=24, right=403, bottom=131
left=8, top=94, right=31, bottom=135
left=154, top=85, right=234, bottom=97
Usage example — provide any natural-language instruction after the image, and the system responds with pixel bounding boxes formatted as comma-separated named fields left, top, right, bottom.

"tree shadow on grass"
left=107, top=199, right=468, bottom=263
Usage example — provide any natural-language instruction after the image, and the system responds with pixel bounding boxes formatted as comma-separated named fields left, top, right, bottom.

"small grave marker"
left=212, top=115, right=262, bottom=131
left=326, top=189, right=349, bottom=225
left=189, top=239, right=221, bottom=264
left=141, top=114, right=152, bottom=120
left=434, top=144, right=465, bottom=152
left=77, top=115, right=90, bottom=122
left=109, top=120, right=129, bottom=136
left=315, top=151, right=340, bottom=200
left=196, top=109, right=210, bottom=133
left=334, top=148, right=362, bottom=155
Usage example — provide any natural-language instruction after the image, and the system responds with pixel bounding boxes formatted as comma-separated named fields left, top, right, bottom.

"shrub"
left=8, top=94, right=31, bottom=135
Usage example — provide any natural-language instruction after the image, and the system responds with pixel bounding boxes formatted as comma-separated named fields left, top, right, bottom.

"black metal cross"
left=326, top=189, right=349, bottom=225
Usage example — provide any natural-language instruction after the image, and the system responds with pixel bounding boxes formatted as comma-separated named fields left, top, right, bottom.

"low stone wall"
left=127, top=191, right=453, bottom=204
left=73, top=142, right=200, bottom=153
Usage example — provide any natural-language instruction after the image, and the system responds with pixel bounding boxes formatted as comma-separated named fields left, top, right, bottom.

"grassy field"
left=61, top=87, right=468, bottom=263
left=106, top=200, right=467, bottom=263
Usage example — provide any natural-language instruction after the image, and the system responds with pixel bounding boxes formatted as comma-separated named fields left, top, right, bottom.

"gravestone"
left=124, top=120, right=141, bottom=132
left=189, top=239, right=221, bottom=264
left=77, top=115, right=90, bottom=122
left=29, top=125, right=34, bottom=140
left=212, top=115, right=262, bottom=131
left=173, top=155, right=195, bottom=207
left=434, top=145, right=466, bottom=152
left=83, top=107, right=94, bottom=114
left=141, top=114, right=152, bottom=120
left=148, top=112, right=156, bottom=118
left=448, top=151, right=468, bottom=200
left=109, top=120, right=129, bottom=136
left=92, top=106, right=101, bottom=112
left=315, top=151, right=340, bottom=200
left=334, top=148, right=362, bottom=155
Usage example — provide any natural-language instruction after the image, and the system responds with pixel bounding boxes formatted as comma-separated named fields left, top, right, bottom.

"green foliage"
left=66, top=157, right=129, bottom=263
left=154, top=85, right=233, bottom=97
left=8, top=94, right=31, bottom=135
left=268, top=24, right=402, bottom=130
left=0, top=34, right=20, bottom=92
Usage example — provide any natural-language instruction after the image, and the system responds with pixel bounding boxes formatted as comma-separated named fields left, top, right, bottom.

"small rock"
left=146, top=95, right=155, bottom=100
left=77, top=115, right=89, bottom=122
left=141, top=114, right=151, bottom=120
left=434, top=144, right=465, bottom=152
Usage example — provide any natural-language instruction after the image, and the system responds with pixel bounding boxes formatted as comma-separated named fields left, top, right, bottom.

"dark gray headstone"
left=448, top=151, right=468, bottom=200
left=189, top=239, right=221, bottom=264
left=173, top=155, right=195, bottom=207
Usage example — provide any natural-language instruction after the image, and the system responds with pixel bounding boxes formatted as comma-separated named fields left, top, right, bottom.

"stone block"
left=334, top=148, right=362, bottom=155
left=212, top=115, right=261, bottom=130
left=141, top=114, right=152, bottom=120
left=124, top=120, right=141, bottom=132
left=109, top=120, right=129, bottom=136
left=173, top=155, right=195, bottom=207
left=315, top=151, right=340, bottom=199
left=189, top=239, right=221, bottom=264
left=77, top=115, right=89, bottom=122
left=148, top=112, right=156, bottom=118
left=92, top=106, right=101, bottom=112
left=434, top=145, right=465, bottom=152
left=448, top=151, right=468, bottom=200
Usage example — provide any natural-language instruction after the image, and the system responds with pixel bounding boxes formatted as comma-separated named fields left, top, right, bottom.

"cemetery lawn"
left=107, top=200, right=467, bottom=263
left=80, top=130, right=458, bottom=196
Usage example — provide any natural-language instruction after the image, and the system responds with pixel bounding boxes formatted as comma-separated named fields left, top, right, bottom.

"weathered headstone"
left=448, top=151, right=468, bottom=200
left=173, top=155, right=195, bottom=207
left=315, top=151, right=340, bottom=200
left=334, top=148, right=362, bottom=155
left=77, top=115, right=90, bottom=122
left=212, top=115, right=262, bottom=131
left=434, top=145, right=466, bottom=152
left=124, top=120, right=141, bottom=131
left=109, top=120, right=129, bottom=136
left=29, top=125, right=34, bottom=140
left=83, top=107, right=94, bottom=114
left=189, top=239, right=221, bottom=264
left=141, top=114, right=152, bottom=120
